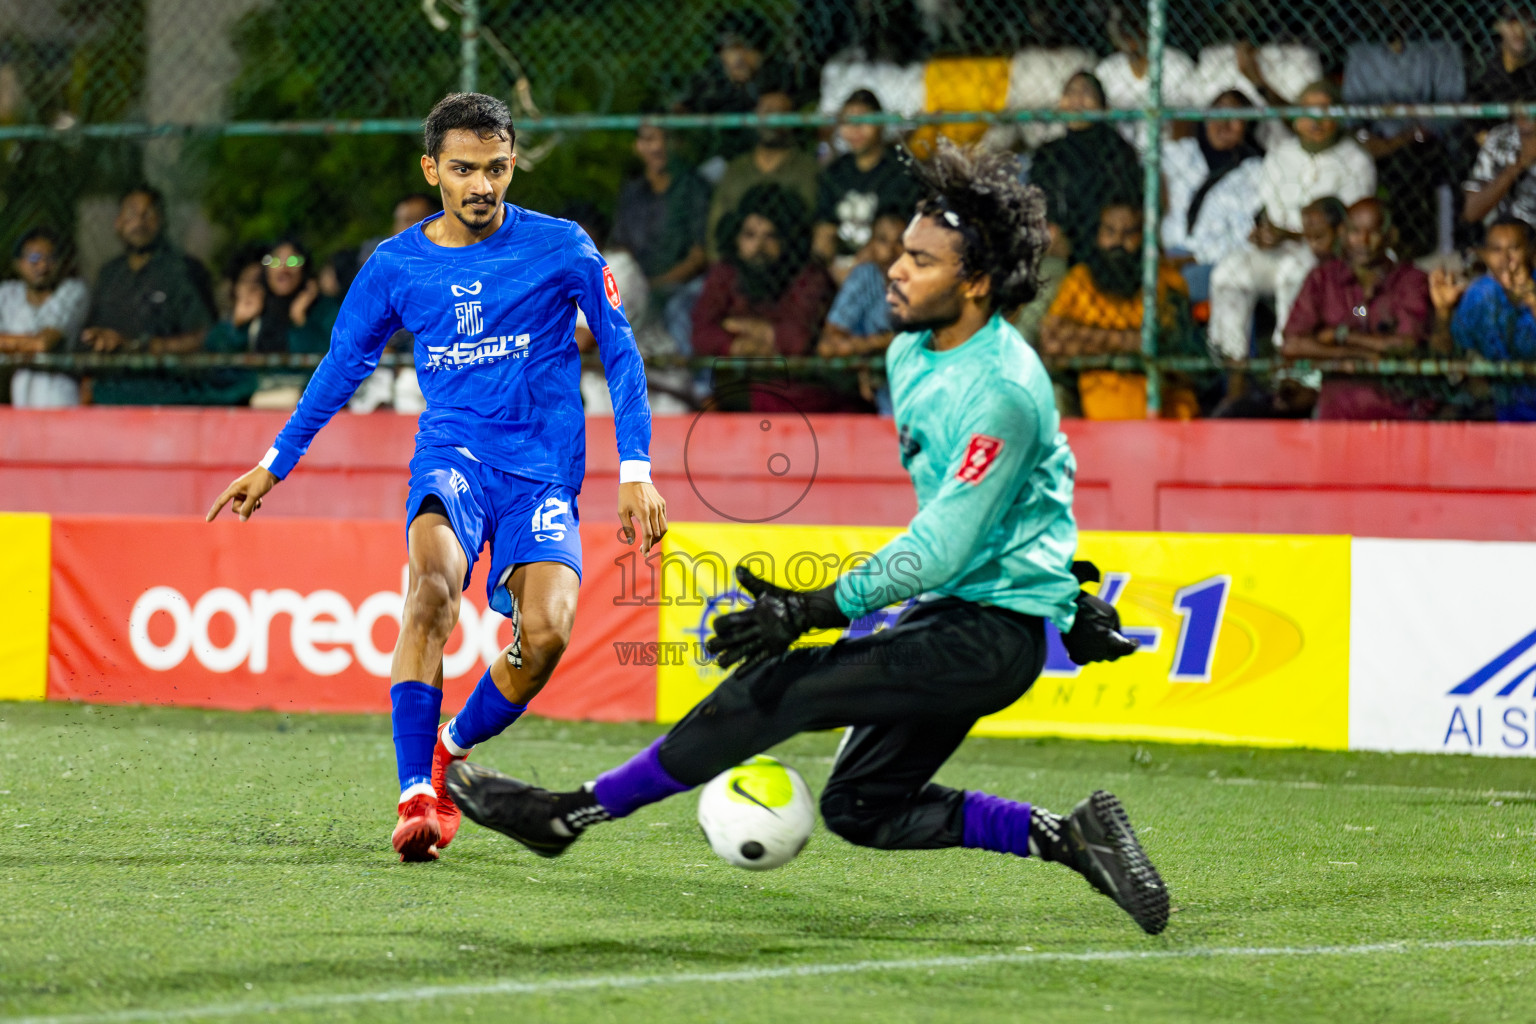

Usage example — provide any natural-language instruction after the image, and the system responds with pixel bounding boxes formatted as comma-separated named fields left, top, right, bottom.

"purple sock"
left=961, top=791, right=1033, bottom=858
left=390, top=681, right=442, bottom=796
left=591, top=737, right=692, bottom=818
left=446, top=669, right=526, bottom=750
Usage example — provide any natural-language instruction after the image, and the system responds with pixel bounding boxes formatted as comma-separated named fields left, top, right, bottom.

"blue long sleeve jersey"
left=260, top=204, right=652, bottom=489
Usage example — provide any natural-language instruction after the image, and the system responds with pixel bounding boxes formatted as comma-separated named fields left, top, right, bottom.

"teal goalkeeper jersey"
left=833, top=312, right=1081, bottom=632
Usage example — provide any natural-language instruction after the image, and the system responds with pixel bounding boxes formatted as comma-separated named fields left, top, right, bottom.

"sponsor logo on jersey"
left=424, top=333, right=531, bottom=370
left=956, top=433, right=1004, bottom=484
left=454, top=300, right=484, bottom=336
left=603, top=264, right=622, bottom=310
left=450, top=280, right=483, bottom=297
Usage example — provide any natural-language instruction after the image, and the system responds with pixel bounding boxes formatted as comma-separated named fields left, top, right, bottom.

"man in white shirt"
left=1207, top=82, right=1377, bottom=360
left=0, top=228, right=89, bottom=407
left=1093, top=2, right=1201, bottom=157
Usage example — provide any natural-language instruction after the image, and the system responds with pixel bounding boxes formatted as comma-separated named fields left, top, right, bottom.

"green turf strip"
left=1, top=702, right=1533, bottom=1023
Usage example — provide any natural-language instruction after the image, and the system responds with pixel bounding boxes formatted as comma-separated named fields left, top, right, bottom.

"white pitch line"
left=9, top=936, right=1536, bottom=1024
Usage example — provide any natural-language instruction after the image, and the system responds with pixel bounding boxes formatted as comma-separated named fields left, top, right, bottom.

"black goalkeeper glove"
left=705, top=565, right=851, bottom=673
left=1062, top=589, right=1140, bottom=665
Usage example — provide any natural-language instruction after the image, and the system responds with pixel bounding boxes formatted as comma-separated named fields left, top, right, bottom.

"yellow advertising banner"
left=0, top=513, right=51, bottom=701
left=656, top=525, right=1351, bottom=750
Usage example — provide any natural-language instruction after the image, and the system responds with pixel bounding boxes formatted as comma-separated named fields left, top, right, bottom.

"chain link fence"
left=3, top=0, right=1536, bottom=418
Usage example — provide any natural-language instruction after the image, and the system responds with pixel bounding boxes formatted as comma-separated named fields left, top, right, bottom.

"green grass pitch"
left=1, top=701, right=1534, bottom=1023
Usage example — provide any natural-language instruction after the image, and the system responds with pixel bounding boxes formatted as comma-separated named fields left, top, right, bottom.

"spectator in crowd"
left=359, top=193, right=440, bottom=263
left=1094, top=2, right=1201, bottom=156
left=692, top=184, right=839, bottom=411
left=1470, top=3, right=1536, bottom=104
left=812, top=90, right=921, bottom=283
left=611, top=125, right=711, bottom=304
left=318, top=249, right=361, bottom=302
left=1208, top=82, right=1377, bottom=363
left=1281, top=199, right=1437, bottom=420
left=1161, top=90, right=1266, bottom=302
left=350, top=193, right=440, bottom=413
left=0, top=227, right=88, bottom=407
left=1342, top=2, right=1465, bottom=260
left=1028, top=72, right=1141, bottom=268
left=80, top=185, right=216, bottom=405
left=704, top=89, right=819, bottom=262
left=674, top=9, right=800, bottom=173
left=1463, top=113, right=1536, bottom=228
left=206, top=238, right=335, bottom=409
left=1436, top=215, right=1536, bottom=420
left=1039, top=200, right=1200, bottom=419
left=818, top=207, right=905, bottom=413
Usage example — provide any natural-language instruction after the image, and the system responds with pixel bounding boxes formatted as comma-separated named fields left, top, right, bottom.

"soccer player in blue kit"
left=207, top=93, right=668, bottom=862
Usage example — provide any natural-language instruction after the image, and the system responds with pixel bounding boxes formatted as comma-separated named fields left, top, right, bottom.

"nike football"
left=697, top=755, right=814, bottom=870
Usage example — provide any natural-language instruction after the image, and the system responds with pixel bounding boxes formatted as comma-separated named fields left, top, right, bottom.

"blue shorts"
left=405, top=446, right=582, bottom=616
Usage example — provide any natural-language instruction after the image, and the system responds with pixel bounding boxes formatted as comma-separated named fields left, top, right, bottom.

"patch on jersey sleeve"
left=602, top=265, right=622, bottom=310
left=956, top=434, right=1004, bottom=485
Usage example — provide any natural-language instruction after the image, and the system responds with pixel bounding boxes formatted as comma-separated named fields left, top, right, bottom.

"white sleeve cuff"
left=259, top=446, right=279, bottom=470
left=619, top=459, right=652, bottom=484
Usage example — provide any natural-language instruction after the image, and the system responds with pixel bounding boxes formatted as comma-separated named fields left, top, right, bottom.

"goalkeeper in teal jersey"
left=447, top=142, right=1169, bottom=934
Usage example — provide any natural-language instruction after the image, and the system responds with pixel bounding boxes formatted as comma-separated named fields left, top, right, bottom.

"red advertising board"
left=47, top=515, right=656, bottom=720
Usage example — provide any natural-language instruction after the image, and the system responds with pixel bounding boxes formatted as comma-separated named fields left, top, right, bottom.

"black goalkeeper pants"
left=657, top=597, right=1047, bottom=851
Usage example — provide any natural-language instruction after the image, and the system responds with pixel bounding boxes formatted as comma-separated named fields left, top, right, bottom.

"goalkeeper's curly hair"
left=906, top=139, right=1050, bottom=312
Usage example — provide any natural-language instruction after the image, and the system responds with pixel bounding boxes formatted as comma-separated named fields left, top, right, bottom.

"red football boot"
left=392, top=793, right=441, bottom=862
left=432, top=723, right=469, bottom=848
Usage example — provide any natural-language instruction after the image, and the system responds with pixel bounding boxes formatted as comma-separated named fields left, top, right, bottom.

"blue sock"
left=391, top=681, right=442, bottom=800
left=961, top=791, right=1033, bottom=858
left=445, top=669, right=527, bottom=751
left=591, top=737, right=693, bottom=818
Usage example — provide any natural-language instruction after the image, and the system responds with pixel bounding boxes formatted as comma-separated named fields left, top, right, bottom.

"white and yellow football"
left=696, top=755, right=814, bottom=870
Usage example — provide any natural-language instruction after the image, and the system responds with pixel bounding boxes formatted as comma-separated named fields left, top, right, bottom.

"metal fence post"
left=1140, top=0, right=1168, bottom=416
left=460, top=0, right=480, bottom=94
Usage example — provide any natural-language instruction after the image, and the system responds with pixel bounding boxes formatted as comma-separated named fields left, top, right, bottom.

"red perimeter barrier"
left=3, top=408, right=1536, bottom=539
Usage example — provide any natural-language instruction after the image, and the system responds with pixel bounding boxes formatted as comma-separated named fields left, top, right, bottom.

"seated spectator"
left=1039, top=201, right=1200, bottom=420
left=350, top=194, right=440, bottom=414
left=812, top=90, right=921, bottom=283
left=611, top=126, right=710, bottom=301
left=81, top=185, right=217, bottom=405
left=1028, top=72, right=1141, bottom=268
left=1094, top=2, right=1201, bottom=156
left=0, top=227, right=88, bottom=407
left=674, top=9, right=800, bottom=173
left=1470, top=3, right=1536, bottom=105
left=1161, top=90, right=1266, bottom=302
left=1342, top=4, right=1465, bottom=260
left=359, top=193, right=439, bottom=263
left=692, top=184, right=841, bottom=411
left=1438, top=216, right=1536, bottom=420
left=319, top=249, right=361, bottom=302
left=1010, top=223, right=1072, bottom=348
left=818, top=208, right=905, bottom=413
left=1281, top=199, right=1436, bottom=420
left=1208, top=82, right=1376, bottom=363
left=1463, top=114, right=1536, bottom=229
left=206, top=238, right=336, bottom=409
left=704, top=89, right=820, bottom=263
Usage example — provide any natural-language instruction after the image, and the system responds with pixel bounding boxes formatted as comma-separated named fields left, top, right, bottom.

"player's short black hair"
left=12, top=226, right=63, bottom=260
left=120, top=183, right=166, bottom=215
left=907, top=139, right=1051, bottom=312
left=423, top=93, right=516, bottom=160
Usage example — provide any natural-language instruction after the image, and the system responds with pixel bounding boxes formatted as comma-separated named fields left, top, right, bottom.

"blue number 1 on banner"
left=1169, top=576, right=1231, bottom=682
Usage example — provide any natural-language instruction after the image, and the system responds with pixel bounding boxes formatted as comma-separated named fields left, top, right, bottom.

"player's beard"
left=454, top=195, right=500, bottom=232
left=1084, top=246, right=1143, bottom=299
left=887, top=284, right=963, bottom=334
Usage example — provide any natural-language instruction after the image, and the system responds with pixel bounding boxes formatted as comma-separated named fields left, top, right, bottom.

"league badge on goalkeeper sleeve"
left=706, top=566, right=850, bottom=673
